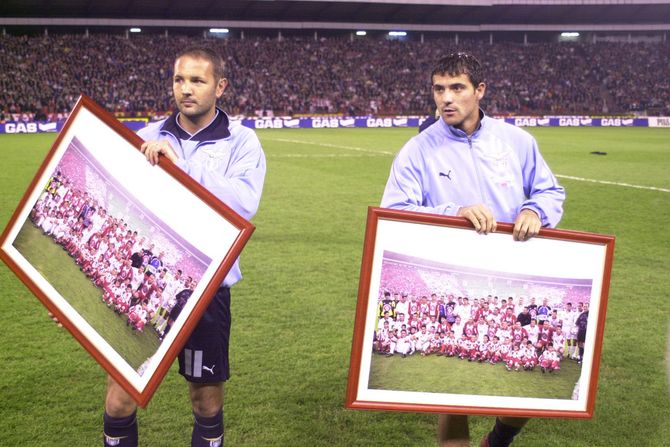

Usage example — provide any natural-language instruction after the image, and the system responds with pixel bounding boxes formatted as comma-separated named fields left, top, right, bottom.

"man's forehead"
left=432, top=72, right=471, bottom=85
left=174, top=56, right=214, bottom=74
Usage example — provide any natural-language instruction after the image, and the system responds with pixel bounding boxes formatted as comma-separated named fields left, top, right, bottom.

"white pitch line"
left=267, top=153, right=385, bottom=158
left=557, top=174, right=670, bottom=193
left=264, top=137, right=394, bottom=155
left=265, top=138, right=668, bottom=193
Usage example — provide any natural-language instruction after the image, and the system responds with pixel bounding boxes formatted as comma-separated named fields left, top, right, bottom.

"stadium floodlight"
left=561, top=32, right=580, bottom=37
left=129, top=28, right=141, bottom=33
left=356, top=31, right=367, bottom=36
left=209, top=28, right=230, bottom=34
left=388, top=31, right=407, bottom=37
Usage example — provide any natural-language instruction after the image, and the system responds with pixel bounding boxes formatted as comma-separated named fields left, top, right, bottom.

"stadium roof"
left=1, top=0, right=670, bottom=32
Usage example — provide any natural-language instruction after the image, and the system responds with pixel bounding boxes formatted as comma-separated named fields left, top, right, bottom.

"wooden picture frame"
left=0, top=95, right=255, bottom=407
left=346, top=207, right=614, bottom=418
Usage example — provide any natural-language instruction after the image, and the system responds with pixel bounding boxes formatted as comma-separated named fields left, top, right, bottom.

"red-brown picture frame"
left=0, top=95, right=255, bottom=407
left=346, top=207, right=614, bottom=418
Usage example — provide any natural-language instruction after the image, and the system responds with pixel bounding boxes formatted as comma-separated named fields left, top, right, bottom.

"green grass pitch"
left=13, top=221, right=160, bottom=370
left=369, top=353, right=581, bottom=399
left=1, top=127, right=669, bottom=446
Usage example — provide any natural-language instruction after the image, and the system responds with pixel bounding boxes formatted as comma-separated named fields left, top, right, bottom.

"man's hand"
left=140, top=140, right=178, bottom=166
left=513, top=208, right=541, bottom=241
left=48, top=311, right=63, bottom=328
left=457, top=204, right=497, bottom=234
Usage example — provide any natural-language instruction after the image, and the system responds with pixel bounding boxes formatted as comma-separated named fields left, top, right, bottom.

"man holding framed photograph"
left=381, top=52, right=565, bottom=446
left=103, top=47, right=266, bottom=447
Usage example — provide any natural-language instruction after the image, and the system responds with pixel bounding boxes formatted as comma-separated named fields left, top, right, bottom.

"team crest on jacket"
left=199, top=146, right=230, bottom=171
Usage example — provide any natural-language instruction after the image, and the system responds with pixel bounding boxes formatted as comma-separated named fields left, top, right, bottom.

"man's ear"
left=216, top=78, right=229, bottom=99
left=475, top=82, right=486, bottom=101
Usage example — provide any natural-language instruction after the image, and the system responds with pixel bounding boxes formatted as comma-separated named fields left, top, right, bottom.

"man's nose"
left=441, top=91, right=453, bottom=104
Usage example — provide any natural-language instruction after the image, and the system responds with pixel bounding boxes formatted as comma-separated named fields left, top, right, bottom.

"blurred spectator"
left=0, top=34, right=668, bottom=120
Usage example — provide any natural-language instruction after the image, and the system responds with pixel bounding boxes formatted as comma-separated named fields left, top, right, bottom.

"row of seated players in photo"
left=30, top=173, right=197, bottom=337
left=375, top=326, right=563, bottom=373
left=375, top=292, right=590, bottom=363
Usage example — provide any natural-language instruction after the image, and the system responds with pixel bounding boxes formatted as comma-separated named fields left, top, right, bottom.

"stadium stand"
left=1, top=34, right=669, bottom=120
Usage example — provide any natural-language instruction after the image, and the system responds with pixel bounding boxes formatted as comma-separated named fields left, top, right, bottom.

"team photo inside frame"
left=347, top=207, right=614, bottom=418
left=0, top=95, right=254, bottom=407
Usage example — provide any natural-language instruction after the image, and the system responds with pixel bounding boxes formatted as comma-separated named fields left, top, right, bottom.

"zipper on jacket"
left=467, top=135, right=488, bottom=205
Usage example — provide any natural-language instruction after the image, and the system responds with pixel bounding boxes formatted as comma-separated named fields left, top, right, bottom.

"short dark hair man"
left=103, top=47, right=266, bottom=447
left=381, top=52, right=565, bottom=446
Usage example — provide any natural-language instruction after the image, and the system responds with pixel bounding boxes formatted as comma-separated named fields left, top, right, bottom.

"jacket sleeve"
left=519, top=138, right=565, bottom=228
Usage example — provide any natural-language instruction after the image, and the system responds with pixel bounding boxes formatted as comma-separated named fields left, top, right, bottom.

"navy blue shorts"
left=178, top=287, right=231, bottom=383
left=577, top=327, right=587, bottom=343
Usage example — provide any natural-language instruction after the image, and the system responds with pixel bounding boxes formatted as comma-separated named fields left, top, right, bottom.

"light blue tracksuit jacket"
left=138, top=109, right=266, bottom=287
left=381, top=113, right=565, bottom=227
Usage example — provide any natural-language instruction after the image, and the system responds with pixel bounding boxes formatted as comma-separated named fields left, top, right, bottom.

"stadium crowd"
left=1, top=33, right=668, bottom=120
left=30, top=171, right=199, bottom=340
left=374, top=261, right=590, bottom=374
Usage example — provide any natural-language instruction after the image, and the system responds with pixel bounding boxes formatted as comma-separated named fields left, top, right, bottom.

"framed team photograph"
left=0, top=95, right=255, bottom=407
left=346, top=207, right=615, bottom=418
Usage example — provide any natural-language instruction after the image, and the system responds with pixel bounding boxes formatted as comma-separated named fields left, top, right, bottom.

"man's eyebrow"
left=433, top=81, right=467, bottom=88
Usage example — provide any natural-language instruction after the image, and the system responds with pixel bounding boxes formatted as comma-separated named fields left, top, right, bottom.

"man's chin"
left=177, top=104, right=201, bottom=115
left=442, top=116, right=462, bottom=127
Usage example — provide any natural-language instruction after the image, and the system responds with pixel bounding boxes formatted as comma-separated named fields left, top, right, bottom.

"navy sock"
left=191, top=409, right=224, bottom=447
left=486, top=418, right=523, bottom=447
left=103, top=411, right=138, bottom=447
